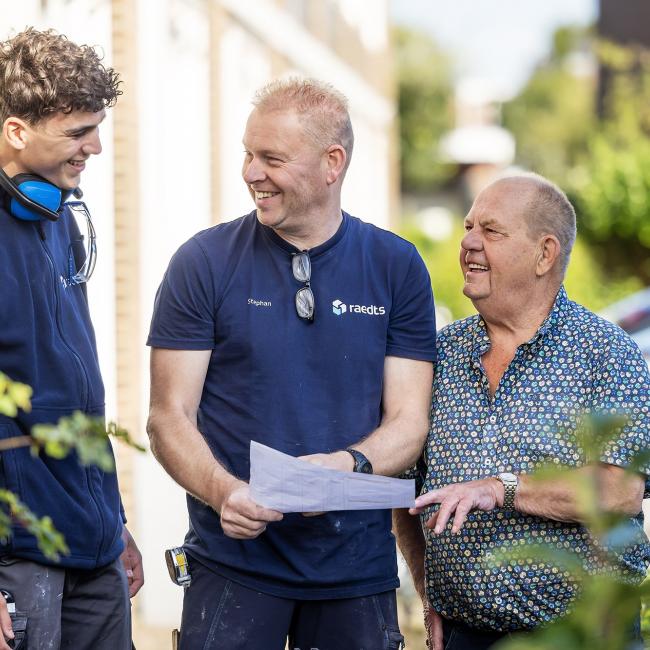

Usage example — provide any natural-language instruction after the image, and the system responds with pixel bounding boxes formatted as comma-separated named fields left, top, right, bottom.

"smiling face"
left=460, top=180, right=542, bottom=313
left=242, top=107, right=333, bottom=238
left=12, top=109, right=105, bottom=190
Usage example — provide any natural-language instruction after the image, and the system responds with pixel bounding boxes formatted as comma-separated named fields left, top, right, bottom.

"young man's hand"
left=121, top=526, right=145, bottom=597
left=0, top=596, right=13, bottom=650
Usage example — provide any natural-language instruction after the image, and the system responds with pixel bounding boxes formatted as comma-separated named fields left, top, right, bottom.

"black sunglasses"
left=292, top=252, right=314, bottom=322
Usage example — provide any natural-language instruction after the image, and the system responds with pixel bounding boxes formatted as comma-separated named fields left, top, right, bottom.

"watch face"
left=347, top=449, right=373, bottom=474
left=357, top=460, right=372, bottom=474
left=500, top=472, right=517, bottom=482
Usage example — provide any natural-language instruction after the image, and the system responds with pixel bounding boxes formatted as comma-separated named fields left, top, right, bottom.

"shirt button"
left=489, top=415, right=497, bottom=424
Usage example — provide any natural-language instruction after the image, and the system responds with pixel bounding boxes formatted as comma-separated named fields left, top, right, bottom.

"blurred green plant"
left=502, top=26, right=596, bottom=182
left=569, top=42, right=650, bottom=283
left=32, top=413, right=145, bottom=473
left=0, top=490, right=68, bottom=563
left=503, top=27, right=650, bottom=285
left=0, top=373, right=32, bottom=418
left=486, top=415, right=650, bottom=650
left=398, top=220, right=473, bottom=321
left=0, top=371, right=144, bottom=560
left=393, top=26, right=456, bottom=193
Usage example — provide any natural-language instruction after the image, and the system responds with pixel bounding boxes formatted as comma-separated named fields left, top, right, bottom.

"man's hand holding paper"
left=249, top=441, right=415, bottom=514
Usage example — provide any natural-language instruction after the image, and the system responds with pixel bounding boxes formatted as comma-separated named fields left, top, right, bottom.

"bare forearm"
left=309, top=359, right=432, bottom=476
left=516, top=464, right=644, bottom=523
left=515, top=473, right=580, bottom=522
left=393, top=508, right=427, bottom=600
left=353, top=356, right=432, bottom=476
left=147, top=409, right=238, bottom=511
left=354, top=411, right=429, bottom=476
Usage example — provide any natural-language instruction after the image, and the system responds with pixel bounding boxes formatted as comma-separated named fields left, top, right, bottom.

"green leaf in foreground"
left=0, top=373, right=32, bottom=418
left=0, top=489, right=68, bottom=561
left=32, top=411, right=146, bottom=473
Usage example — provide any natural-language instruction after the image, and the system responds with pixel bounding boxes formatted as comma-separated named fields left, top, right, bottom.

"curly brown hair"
left=0, top=27, right=121, bottom=125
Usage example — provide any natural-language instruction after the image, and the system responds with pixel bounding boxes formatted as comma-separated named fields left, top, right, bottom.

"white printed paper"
left=249, top=441, right=415, bottom=513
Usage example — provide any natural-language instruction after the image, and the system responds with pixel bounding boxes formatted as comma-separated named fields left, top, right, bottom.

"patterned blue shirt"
left=417, top=287, right=650, bottom=631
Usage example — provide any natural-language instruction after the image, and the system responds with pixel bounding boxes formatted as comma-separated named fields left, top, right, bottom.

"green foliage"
left=502, top=26, right=595, bottom=181
left=503, top=65, right=595, bottom=181
left=32, top=412, right=145, bottom=473
left=642, top=591, right=650, bottom=642
left=0, top=372, right=144, bottom=559
left=496, top=578, right=648, bottom=650
left=503, top=28, right=650, bottom=284
left=0, top=372, right=32, bottom=418
left=568, top=43, right=650, bottom=283
left=394, top=26, right=455, bottom=192
left=563, top=238, right=642, bottom=313
left=486, top=415, right=649, bottom=650
left=398, top=220, right=474, bottom=321
left=0, top=490, right=68, bottom=561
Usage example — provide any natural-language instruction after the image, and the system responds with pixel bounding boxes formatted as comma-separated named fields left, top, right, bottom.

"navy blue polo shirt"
left=148, top=210, right=436, bottom=599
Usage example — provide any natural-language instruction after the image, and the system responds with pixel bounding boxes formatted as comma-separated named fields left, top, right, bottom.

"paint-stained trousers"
left=0, top=556, right=131, bottom=650
left=179, top=555, right=405, bottom=650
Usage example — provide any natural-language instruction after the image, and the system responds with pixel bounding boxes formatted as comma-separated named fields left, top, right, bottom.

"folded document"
left=249, top=441, right=415, bottom=513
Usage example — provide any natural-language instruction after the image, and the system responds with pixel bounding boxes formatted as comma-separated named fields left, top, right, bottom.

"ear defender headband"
left=0, top=168, right=82, bottom=222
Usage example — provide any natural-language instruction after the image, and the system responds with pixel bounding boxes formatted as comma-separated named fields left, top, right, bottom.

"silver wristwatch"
left=496, top=472, right=518, bottom=510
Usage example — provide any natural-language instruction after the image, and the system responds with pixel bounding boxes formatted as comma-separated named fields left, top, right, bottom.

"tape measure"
left=165, top=547, right=191, bottom=588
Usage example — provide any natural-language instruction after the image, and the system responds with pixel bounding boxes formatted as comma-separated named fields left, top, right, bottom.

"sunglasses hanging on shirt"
left=292, top=251, right=315, bottom=322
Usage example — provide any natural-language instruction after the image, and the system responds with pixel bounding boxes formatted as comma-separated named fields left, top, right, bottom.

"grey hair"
left=499, top=172, right=577, bottom=277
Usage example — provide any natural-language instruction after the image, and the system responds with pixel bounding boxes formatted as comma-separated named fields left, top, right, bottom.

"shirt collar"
left=525, top=285, right=569, bottom=346
left=259, top=210, right=349, bottom=258
left=471, top=286, right=569, bottom=359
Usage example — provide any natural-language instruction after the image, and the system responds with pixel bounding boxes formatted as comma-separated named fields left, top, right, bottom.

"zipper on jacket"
left=39, top=228, right=112, bottom=562
left=38, top=232, right=90, bottom=407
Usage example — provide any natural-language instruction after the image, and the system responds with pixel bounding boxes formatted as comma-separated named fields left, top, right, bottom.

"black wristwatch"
left=345, top=448, right=373, bottom=474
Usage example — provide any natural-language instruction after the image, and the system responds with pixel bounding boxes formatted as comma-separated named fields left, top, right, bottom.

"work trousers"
left=0, top=556, right=131, bottom=650
left=179, top=556, right=404, bottom=650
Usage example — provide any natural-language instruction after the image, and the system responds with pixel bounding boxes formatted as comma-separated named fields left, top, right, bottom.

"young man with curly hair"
left=0, top=28, right=143, bottom=649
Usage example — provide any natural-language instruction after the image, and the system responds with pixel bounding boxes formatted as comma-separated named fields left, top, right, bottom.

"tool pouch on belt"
left=7, top=610, right=27, bottom=650
left=1, top=590, right=27, bottom=650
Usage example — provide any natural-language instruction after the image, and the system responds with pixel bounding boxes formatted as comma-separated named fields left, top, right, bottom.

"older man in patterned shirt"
left=394, top=173, right=650, bottom=650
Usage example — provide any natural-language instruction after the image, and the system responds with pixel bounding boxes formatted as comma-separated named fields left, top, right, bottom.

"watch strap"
left=497, top=473, right=518, bottom=510
left=345, top=448, right=373, bottom=474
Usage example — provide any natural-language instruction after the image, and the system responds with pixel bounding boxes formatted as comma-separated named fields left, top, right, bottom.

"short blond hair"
left=253, top=77, right=354, bottom=169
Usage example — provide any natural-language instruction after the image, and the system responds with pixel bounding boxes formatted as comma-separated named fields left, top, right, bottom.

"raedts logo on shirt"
left=332, top=299, right=385, bottom=316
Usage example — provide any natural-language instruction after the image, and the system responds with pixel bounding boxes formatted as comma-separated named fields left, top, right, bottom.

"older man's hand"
left=410, top=478, right=503, bottom=534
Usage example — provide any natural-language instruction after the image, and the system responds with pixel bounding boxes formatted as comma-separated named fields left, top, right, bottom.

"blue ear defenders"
left=0, top=168, right=81, bottom=222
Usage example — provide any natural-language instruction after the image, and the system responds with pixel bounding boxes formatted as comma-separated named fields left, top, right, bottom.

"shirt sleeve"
left=147, top=237, right=216, bottom=350
left=398, top=457, right=427, bottom=496
left=594, top=338, right=650, bottom=483
left=386, top=246, right=437, bottom=362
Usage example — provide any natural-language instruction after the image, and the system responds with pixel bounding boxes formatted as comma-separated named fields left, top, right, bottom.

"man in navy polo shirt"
left=147, top=78, right=436, bottom=649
